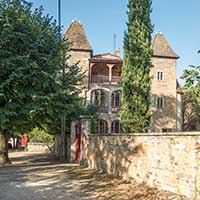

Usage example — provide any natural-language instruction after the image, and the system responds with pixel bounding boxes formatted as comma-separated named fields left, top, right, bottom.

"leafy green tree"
left=120, top=0, right=153, bottom=133
left=181, top=64, right=200, bottom=131
left=182, top=89, right=200, bottom=131
left=182, top=65, right=200, bottom=94
left=29, top=128, right=54, bottom=143
left=0, top=0, right=81, bottom=164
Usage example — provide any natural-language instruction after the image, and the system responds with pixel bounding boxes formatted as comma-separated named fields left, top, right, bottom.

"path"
left=0, top=151, right=189, bottom=200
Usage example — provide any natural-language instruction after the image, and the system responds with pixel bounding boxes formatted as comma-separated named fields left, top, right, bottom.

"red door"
left=75, top=123, right=81, bottom=162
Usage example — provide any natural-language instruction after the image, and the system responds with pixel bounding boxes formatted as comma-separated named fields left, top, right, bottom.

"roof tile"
left=152, top=33, right=179, bottom=59
left=64, top=21, right=93, bottom=51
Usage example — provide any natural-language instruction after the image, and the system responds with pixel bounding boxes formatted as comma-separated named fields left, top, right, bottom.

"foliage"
left=0, top=0, right=82, bottom=134
left=181, top=65, right=200, bottom=95
left=181, top=64, right=200, bottom=130
left=182, top=89, right=200, bottom=131
left=29, top=128, right=54, bottom=143
left=120, top=0, right=153, bottom=133
left=0, top=0, right=82, bottom=164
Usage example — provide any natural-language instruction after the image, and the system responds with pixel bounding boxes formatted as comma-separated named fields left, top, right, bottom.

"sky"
left=29, top=0, right=200, bottom=84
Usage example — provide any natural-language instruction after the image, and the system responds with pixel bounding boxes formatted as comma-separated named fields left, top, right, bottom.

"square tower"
left=150, top=33, right=181, bottom=132
left=64, top=21, right=93, bottom=96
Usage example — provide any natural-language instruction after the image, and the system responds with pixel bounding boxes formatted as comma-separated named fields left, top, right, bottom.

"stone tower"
left=150, top=33, right=180, bottom=132
left=64, top=21, right=93, bottom=96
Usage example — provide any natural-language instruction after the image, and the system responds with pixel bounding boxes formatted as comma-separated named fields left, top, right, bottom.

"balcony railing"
left=97, top=106, right=109, bottom=113
left=91, top=75, right=121, bottom=84
left=111, top=107, right=121, bottom=113
left=91, top=75, right=109, bottom=83
left=111, top=76, right=122, bottom=83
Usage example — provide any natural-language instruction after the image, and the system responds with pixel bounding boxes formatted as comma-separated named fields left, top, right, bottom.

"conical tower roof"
left=64, top=21, right=93, bottom=52
left=152, top=33, right=179, bottom=59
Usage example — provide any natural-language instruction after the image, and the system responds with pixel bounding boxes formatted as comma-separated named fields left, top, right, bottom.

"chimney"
left=115, top=48, right=120, bottom=58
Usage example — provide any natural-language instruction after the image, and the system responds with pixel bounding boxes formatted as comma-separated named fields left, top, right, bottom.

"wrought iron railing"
left=111, top=76, right=122, bottom=83
left=97, top=106, right=109, bottom=113
left=111, top=107, right=121, bottom=113
left=91, top=75, right=109, bottom=83
left=91, top=75, right=121, bottom=84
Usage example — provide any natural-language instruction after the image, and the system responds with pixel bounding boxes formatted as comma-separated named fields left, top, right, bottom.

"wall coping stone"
left=86, top=132, right=200, bottom=137
left=28, top=143, right=53, bottom=145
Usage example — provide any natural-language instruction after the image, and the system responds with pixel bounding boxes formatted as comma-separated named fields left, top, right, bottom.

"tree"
left=0, top=0, right=81, bottom=165
left=181, top=65, right=200, bottom=131
left=120, top=0, right=153, bottom=133
left=182, top=89, right=200, bottom=131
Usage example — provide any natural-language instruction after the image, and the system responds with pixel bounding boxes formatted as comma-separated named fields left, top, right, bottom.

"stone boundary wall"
left=82, top=132, right=200, bottom=199
left=28, top=143, right=54, bottom=153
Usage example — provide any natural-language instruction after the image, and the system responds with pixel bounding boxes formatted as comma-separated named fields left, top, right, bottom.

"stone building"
left=65, top=21, right=182, bottom=133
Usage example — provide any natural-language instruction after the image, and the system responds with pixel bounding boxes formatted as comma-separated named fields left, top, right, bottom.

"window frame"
left=157, top=71, right=164, bottom=81
left=96, top=120, right=108, bottom=134
left=91, top=89, right=108, bottom=107
left=157, top=97, right=164, bottom=109
left=111, top=120, right=121, bottom=134
left=111, top=90, right=121, bottom=108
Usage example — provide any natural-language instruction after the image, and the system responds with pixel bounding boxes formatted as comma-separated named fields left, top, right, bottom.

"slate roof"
left=64, top=21, right=93, bottom=52
left=152, top=33, right=179, bottom=59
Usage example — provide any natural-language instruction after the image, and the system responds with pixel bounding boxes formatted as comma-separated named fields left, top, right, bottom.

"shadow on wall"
left=84, top=136, right=147, bottom=179
left=150, top=94, right=177, bottom=132
left=83, top=133, right=200, bottom=199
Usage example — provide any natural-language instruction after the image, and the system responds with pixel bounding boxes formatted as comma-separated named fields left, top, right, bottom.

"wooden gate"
left=75, top=123, right=81, bottom=162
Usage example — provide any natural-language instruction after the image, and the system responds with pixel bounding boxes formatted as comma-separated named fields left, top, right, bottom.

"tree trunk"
left=0, top=130, right=11, bottom=165
left=0, top=132, right=6, bottom=165
left=60, top=116, right=66, bottom=162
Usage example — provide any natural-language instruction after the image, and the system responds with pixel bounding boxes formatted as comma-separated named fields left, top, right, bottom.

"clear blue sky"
left=29, top=0, right=200, bottom=84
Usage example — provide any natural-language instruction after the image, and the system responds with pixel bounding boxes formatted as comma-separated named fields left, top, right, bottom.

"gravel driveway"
left=0, top=151, right=189, bottom=200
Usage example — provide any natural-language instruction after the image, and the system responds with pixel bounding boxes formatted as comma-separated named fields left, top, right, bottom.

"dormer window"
left=157, top=71, right=163, bottom=81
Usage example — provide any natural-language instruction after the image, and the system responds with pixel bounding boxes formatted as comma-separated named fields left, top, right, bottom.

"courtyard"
left=0, top=151, right=188, bottom=200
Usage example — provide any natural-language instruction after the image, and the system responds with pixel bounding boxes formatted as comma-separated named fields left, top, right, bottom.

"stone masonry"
left=150, top=57, right=178, bottom=132
left=65, top=21, right=183, bottom=133
left=82, top=132, right=200, bottom=199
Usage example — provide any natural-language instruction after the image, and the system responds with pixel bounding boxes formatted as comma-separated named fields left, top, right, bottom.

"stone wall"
left=68, top=50, right=92, bottom=97
left=150, top=57, right=177, bottom=132
left=28, top=143, right=54, bottom=152
left=82, top=133, right=200, bottom=199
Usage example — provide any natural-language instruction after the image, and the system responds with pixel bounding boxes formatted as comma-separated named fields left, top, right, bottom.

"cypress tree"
left=120, top=0, right=153, bottom=133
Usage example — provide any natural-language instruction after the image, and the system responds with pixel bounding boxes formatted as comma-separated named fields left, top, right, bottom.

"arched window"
left=96, top=120, right=108, bottom=134
left=91, top=89, right=109, bottom=113
left=111, top=120, right=121, bottom=134
left=112, top=65, right=122, bottom=83
left=111, top=90, right=121, bottom=112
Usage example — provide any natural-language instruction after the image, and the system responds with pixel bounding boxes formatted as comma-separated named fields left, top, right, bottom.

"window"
left=96, top=120, right=108, bottom=134
left=91, top=89, right=108, bottom=108
left=162, top=128, right=173, bottom=133
left=91, top=90, right=107, bottom=106
left=157, top=97, right=164, bottom=109
left=111, top=90, right=121, bottom=111
left=111, top=120, right=121, bottom=134
left=157, top=72, right=163, bottom=81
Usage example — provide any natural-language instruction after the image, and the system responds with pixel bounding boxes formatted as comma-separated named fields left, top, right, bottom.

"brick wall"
left=82, top=133, right=200, bottom=199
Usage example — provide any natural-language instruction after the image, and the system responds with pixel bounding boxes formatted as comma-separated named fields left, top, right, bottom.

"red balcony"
left=90, top=62, right=122, bottom=84
left=111, top=76, right=122, bottom=83
left=91, top=75, right=121, bottom=83
left=91, top=75, right=109, bottom=83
